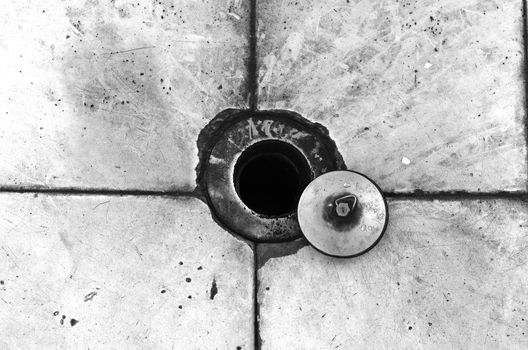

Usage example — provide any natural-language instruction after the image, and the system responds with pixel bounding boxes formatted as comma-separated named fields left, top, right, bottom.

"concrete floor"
left=0, top=0, right=527, bottom=349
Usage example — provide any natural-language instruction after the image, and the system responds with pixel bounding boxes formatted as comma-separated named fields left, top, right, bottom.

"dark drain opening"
left=234, top=140, right=312, bottom=217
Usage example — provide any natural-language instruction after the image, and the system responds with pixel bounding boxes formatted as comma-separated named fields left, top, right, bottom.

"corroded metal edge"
left=196, top=109, right=346, bottom=242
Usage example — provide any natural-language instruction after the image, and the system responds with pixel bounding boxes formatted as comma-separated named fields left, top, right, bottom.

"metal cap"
left=297, top=170, right=388, bottom=258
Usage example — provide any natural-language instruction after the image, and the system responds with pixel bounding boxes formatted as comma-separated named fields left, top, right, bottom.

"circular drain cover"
left=298, top=170, right=388, bottom=258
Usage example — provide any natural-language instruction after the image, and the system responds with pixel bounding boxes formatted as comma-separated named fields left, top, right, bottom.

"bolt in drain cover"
left=298, top=170, right=388, bottom=258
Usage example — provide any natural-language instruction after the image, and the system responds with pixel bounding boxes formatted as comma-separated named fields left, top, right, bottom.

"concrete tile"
left=258, top=199, right=528, bottom=349
left=0, top=0, right=249, bottom=191
left=257, top=0, right=527, bottom=192
left=0, top=194, right=254, bottom=349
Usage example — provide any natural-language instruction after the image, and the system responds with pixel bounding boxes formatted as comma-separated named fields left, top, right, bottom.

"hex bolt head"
left=334, top=194, right=358, bottom=217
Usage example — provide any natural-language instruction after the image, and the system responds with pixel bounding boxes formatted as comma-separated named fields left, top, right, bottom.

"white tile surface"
left=0, top=0, right=249, bottom=190
left=258, top=199, right=528, bottom=349
left=257, top=0, right=527, bottom=192
left=0, top=194, right=254, bottom=349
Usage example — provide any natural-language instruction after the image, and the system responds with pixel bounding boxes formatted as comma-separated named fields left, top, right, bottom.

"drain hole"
left=234, top=140, right=312, bottom=217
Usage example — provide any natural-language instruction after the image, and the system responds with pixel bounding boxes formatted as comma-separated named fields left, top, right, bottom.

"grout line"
left=253, top=244, right=261, bottom=350
left=384, top=191, right=528, bottom=201
left=523, top=0, right=528, bottom=187
left=0, top=186, right=196, bottom=198
left=0, top=187, right=526, bottom=201
left=248, top=0, right=258, bottom=110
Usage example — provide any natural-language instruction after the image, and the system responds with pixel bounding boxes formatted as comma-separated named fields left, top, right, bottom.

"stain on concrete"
left=210, top=277, right=218, bottom=300
left=257, top=238, right=309, bottom=269
left=84, top=291, right=97, bottom=302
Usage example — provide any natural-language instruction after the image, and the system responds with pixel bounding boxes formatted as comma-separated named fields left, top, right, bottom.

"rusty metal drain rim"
left=199, top=109, right=345, bottom=242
